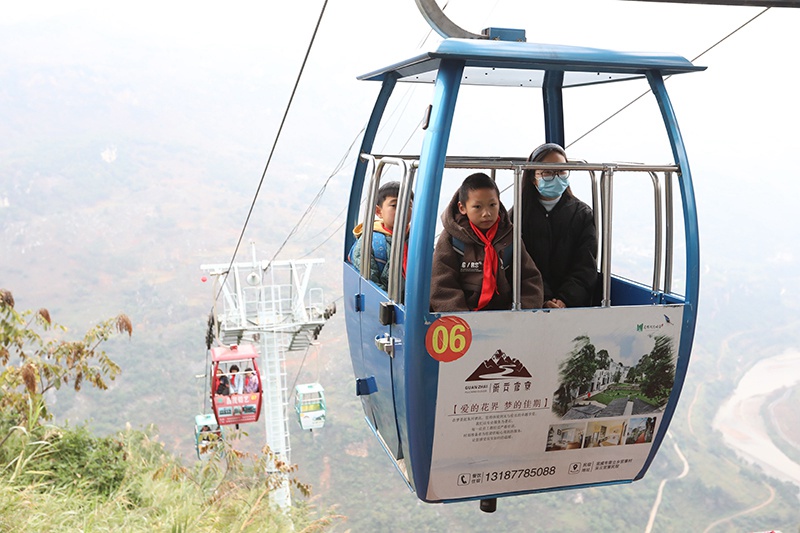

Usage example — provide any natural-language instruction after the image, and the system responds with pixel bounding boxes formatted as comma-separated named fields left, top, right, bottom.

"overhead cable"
left=567, top=7, right=770, bottom=149
left=216, top=0, right=329, bottom=299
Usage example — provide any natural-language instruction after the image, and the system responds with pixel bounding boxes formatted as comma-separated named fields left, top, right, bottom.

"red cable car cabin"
left=210, top=344, right=263, bottom=426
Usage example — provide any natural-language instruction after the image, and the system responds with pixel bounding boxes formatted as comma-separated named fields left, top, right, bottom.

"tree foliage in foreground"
left=0, top=290, right=342, bottom=531
left=0, top=288, right=130, bottom=424
left=0, top=421, right=342, bottom=532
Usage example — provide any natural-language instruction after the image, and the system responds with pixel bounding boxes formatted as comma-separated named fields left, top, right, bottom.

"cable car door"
left=346, top=157, right=414, bottom=466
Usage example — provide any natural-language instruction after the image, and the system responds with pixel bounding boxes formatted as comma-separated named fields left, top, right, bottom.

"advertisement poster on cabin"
left=214, top=393, right=260, bottom=425
left=425, top=305, right=683, bottom=500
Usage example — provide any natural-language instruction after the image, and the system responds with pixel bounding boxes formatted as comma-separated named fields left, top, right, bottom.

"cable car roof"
left=195, top=413, right=218, bottom=426
left=358, top=38, right=705, bottom=88
left=210, top=344, right=258, bottom=362
left=295, top=383, right=324, bottom=394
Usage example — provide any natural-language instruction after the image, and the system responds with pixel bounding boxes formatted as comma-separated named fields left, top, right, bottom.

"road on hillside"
left=648, top=329, right=798, bottom=531
left=644, top=433, right=689, bottom=533
left=702, top=482, right=775, bottom=533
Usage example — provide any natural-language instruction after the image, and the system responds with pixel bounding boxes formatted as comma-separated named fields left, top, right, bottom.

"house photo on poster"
left=545, top=314, right=679, bottom=452
left=552, top=332, right=677, bottom=419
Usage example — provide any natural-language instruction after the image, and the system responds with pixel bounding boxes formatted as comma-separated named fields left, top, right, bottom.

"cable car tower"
left=201, top=243, right=332, bottom=509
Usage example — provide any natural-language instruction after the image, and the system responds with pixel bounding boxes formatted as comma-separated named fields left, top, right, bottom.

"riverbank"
left=713, top=350, right=800, bottom=491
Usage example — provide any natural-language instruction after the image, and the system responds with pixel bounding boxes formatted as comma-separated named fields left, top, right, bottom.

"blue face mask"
left=536, top=176, right=569, bottom=198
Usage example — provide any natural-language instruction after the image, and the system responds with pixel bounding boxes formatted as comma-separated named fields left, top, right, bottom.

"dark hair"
left=529, top=142, right=566, bottom=164
left=458, top=173, right=500, bottom=205
left=230, top=365, right=239, bottom=372
left=522, top=143, right=573, bottom=200
left=376, top=181, right=414, bottom=207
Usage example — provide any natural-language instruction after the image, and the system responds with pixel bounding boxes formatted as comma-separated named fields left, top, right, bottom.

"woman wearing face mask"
left=518, top=143, right=598, bottom=308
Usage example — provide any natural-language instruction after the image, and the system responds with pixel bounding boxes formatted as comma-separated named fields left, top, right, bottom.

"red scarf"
left=382, top=224, right=408, bottom=277
left=469, top=219, right=499, bottom=310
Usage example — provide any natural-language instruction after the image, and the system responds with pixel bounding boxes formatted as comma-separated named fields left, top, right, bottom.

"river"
left=713, top=350, right=800, bottom=490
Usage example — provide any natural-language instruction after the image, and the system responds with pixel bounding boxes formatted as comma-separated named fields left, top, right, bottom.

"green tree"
left=628, top=355, right=647, bottom=383
left=639, top=334, right=675, bottom=406
left=0, top=288, right=131, bottom=425
left=597, top=348, right=611, bottom=370
left=554, top=335, right=598, bottom=415
left=552, top=383, right=571, bottom=417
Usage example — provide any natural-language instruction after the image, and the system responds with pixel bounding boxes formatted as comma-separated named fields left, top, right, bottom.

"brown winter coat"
left=430, top=191, right=544, bottom=312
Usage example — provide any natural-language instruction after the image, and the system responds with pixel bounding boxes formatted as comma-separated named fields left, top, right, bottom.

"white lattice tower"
left=201, top=244, right=326, bottom=510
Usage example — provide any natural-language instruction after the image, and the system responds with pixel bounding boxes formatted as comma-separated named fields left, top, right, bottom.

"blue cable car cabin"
left=210, top=344, right=263, bottom=427
left=294, top=382, right=327, bottom=431
left=194, top=413, right=222, bottom=459
left=343, top=36, right=703, bottom=504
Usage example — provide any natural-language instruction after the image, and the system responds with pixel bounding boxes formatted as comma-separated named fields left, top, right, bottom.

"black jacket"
left=517, top=193, right=598, bottom=307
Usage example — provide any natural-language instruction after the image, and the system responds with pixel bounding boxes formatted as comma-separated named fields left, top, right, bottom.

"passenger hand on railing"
left=544, top=298, right=566, bottom=309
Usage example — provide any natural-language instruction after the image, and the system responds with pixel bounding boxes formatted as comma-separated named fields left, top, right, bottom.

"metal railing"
left=358, top=155, right=418, bottom=304
left=358, top=154, right=681, bottom=309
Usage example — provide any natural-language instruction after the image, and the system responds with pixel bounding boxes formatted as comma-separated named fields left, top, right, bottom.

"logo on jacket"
left=460, top=260, right=483, bottom=273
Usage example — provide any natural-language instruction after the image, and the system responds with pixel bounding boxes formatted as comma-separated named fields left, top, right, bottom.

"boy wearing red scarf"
left=430, top=173, right=543, bottom=312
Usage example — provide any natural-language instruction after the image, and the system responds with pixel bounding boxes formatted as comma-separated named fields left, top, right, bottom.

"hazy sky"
left=4, top=1, right=800, bottom=287
left=6, top=1, right=796, bottom=170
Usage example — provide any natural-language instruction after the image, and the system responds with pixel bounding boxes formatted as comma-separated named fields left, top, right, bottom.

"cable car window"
left=446, top=85, right=545, bottom=157
left=351, top=161, right=414, bottom=299
left=602, top=167, right=690, bottom=301
left=610, top=171, right=665, bottom=292
left=562, top=77, right=676, bottom=162
left=370, top=86, right=433, bottom=156
left=666, top=170, right=688, bottom=297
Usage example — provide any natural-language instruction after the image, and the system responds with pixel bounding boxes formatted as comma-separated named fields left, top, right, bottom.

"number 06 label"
left=425, top=316, right=472, bottom=362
